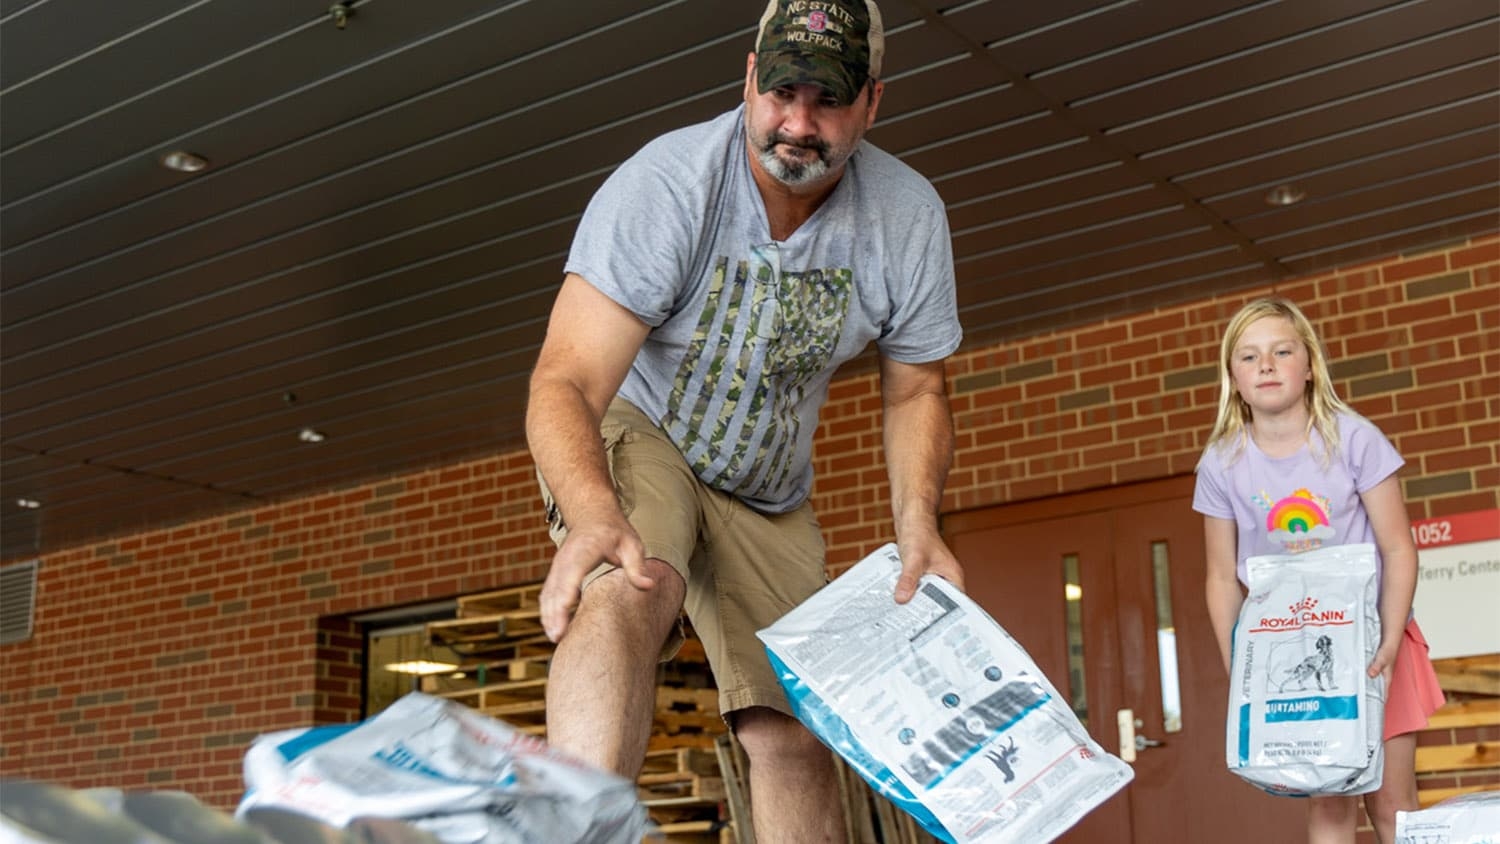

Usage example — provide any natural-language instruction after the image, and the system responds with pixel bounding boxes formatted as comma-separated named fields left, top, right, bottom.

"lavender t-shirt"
left=1193, top=412, right=1404, bottom=588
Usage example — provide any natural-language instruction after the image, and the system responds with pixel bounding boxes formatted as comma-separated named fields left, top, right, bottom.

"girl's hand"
left=1366, top=641, right=1399, bottom=684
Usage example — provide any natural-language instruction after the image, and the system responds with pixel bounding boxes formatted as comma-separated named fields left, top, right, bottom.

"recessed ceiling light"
left=298, top=428, right=327, bottom=444
left=159, top=150, right=209, bottom=173
left=1264, top=184, right=1306, bottom=207
left=16, top=498, right=41, bottom=509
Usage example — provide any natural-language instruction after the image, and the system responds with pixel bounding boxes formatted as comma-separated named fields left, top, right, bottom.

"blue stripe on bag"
left=275, top=723, right=360, bottom=762
left=1264, top=695, right=1359, bottom=722
left=1237, top=703, right=1250, bottom=766
left=765, top=647, right=954, bottom=843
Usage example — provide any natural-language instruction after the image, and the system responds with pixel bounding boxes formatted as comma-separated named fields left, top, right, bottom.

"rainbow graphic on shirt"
left=1259, top=488, right=1334, bottom=552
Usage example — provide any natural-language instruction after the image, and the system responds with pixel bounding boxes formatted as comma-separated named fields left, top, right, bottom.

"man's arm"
left=527, top=273, right=654, bottom=641
left=879, top=356, right=965, bottom=602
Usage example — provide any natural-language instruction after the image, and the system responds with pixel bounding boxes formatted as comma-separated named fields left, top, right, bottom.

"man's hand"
left=893, top=533, right=965, bottom=604
left=538, top=516, right=655, bottom=642
left=527, top=274, right=656, bottom=642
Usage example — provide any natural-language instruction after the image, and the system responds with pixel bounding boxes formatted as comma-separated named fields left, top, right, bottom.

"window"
left=353, top=601, right=459, bottom=717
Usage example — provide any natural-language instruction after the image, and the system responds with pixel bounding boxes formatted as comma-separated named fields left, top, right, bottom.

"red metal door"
left=946, top=476, right=1304, bottom=843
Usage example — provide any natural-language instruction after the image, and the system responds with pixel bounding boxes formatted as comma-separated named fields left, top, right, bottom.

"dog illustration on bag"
left=985, top=737, right=1020, bottom=784
left=1273, top=634, right=1336, bottom=692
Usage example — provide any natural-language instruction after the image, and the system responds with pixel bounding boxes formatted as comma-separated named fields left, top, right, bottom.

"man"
left=525, top=1, right=964, bottom=839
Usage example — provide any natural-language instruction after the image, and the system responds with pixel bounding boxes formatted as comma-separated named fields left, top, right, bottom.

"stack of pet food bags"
left=0, top=778, right=443, bottom=843
left=757, top=543, right=1133, bottom=843
left=236, top=692, right=647, bottom=843
left=1396, top=790, right=1500, bottom=843
left=1226, top=543, right=1384, bottom=795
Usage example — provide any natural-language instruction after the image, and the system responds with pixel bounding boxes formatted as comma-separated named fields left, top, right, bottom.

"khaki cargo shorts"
left=538, top=397, right=827, bottom=719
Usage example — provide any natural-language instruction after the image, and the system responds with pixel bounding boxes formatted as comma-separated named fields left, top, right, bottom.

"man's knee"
left=732, top=707, right=827, bottom=763
left=578, top=559, right=685, bottom=621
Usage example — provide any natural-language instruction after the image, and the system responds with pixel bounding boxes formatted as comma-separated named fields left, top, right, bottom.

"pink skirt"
left=1384, top=618, right=1446, bottom=740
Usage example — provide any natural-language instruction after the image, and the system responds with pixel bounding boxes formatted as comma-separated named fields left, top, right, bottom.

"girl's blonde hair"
left=1203, top=296, right=1352, bottom=465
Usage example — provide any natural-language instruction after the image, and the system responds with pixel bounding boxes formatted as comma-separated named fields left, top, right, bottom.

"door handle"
left=1117, top=708, right=1165, bottom=761
left=1135, top=734, right=1164, bottom=751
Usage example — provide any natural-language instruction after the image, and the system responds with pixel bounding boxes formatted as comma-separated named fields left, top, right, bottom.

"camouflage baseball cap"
left=755, top=0, right=885, bottom=106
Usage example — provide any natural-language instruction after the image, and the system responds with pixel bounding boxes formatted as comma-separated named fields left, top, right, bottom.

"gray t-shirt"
left=1193, top=412, right=1405, bottom=588
left=566, top=105, right=961, bottom=513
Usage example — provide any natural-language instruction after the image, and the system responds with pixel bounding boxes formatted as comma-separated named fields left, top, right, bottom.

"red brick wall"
left=0, top=455, right=559, bottom=808
left=2, top=236, right=1495, bottom=809
left=817, top=235, right=1498, bottom=572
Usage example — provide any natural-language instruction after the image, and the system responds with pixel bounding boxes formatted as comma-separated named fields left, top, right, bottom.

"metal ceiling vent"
left=0, top=560, right=39, bottom=644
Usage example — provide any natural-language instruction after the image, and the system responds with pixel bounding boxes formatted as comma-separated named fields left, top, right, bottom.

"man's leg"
left=544, top=561, right=685, bottom=777
left=733, top=706, right=845, bottom=843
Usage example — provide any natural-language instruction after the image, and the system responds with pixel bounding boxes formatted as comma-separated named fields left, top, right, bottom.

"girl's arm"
left=1203, top=515, right=1244, bottom=673
left=1361, top=474, right=1418, bottom=680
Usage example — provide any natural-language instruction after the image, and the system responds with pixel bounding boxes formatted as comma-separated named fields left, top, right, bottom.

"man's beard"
left=756, top=132, right=832, bottom=186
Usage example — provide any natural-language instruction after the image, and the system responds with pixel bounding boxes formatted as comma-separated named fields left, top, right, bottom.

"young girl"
left=1193, top=296, right=1445, bottom=843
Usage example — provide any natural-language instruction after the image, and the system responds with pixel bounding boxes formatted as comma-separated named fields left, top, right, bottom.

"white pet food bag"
left=1226, top=543, right=1385, bottom=795
left=1396, top=790, right=1500, bottom=844
left=236, top=692, right=647, bottom=844
left=757, top=543, right=1133, bottom=844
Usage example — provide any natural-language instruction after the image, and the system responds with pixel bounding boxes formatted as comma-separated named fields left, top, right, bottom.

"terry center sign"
left=1410, top=509, right=1500, bottom=659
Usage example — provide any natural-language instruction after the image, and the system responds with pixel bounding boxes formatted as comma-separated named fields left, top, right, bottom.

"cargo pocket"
left=536, top=419, right=633, bottom=546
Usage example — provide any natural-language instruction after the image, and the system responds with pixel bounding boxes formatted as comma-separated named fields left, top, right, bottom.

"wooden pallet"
left=641, top=748, right=721, bottom=777
left=421, top=653, right=551, bottom=694
left=647, top=732, right=721, bottom=753
left=429, top=675, right=550, bottom=732
left=652, top=686, right=723, bottom=750
left=640, top=746, right=735, bottom=843
left=426, top=614, right=549, bottom=656
left=1415, top=695, right=1500, bottom=807
left=422, top=583, right=551, bottom=659
left=1432, top=654, right=1500, bottom=696
left=713, top=733, right=753, bottom=844
left=455, top=583, right=544, bottom=617
left=831, top=756, right=943, bottom=844
left=645, top=810, right=734, bottom=843
left=1411, top=656, right=1500, bottom=809
left=638, top=748, right=726, bottom=803
left=652, top=687, right=717, bottom=714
